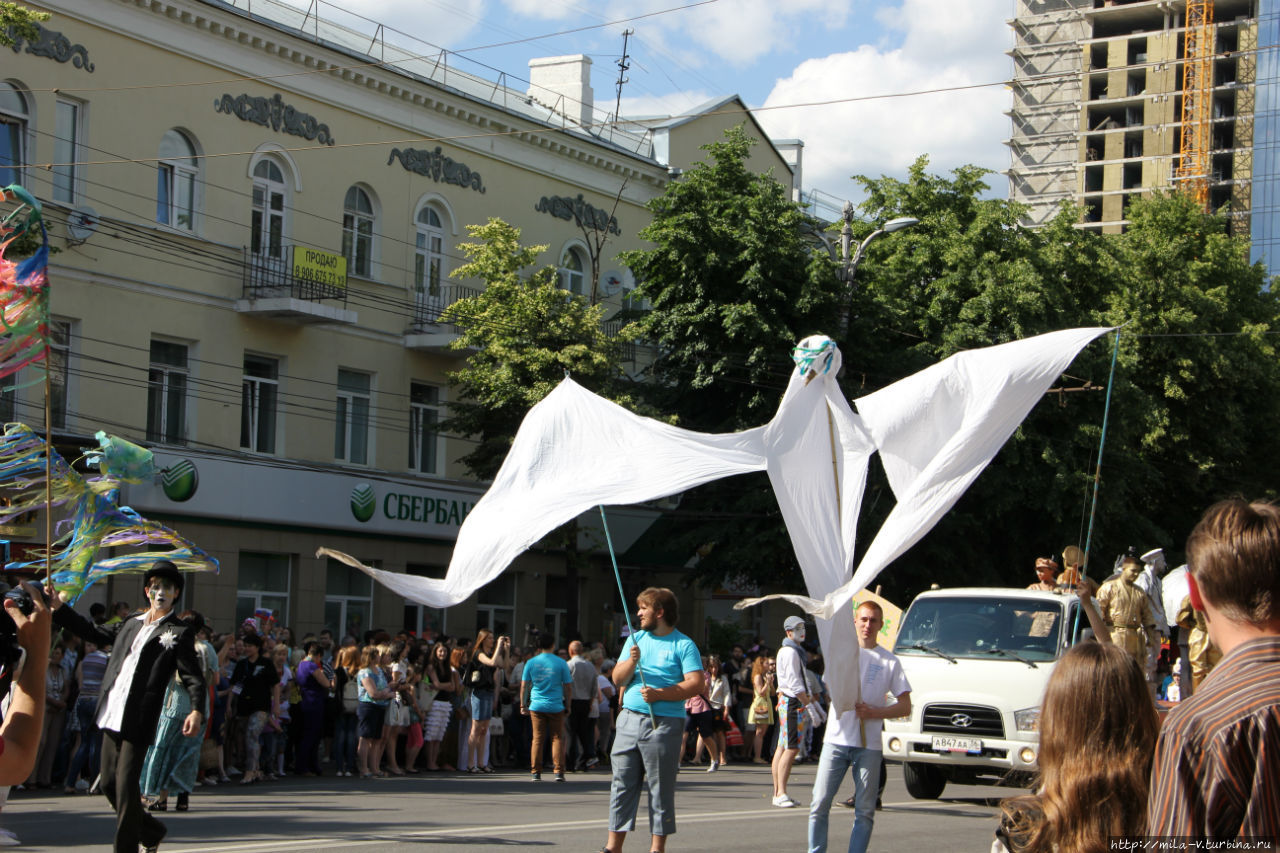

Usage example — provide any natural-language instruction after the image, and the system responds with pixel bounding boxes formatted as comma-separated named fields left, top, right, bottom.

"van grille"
left=921, top=703, right=1005, bottom=738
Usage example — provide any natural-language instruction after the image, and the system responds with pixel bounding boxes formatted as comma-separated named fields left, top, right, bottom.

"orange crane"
left=1177, top=0, right=1214, bottom=209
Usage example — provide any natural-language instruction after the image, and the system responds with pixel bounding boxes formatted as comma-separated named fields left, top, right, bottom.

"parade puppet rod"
left=322, top=326, right=1110, bottom=714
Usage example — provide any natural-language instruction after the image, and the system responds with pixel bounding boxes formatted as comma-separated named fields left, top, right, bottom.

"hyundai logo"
left=950, top=713, right=974, bottom=728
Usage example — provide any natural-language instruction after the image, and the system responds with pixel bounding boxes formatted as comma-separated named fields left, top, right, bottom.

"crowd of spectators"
left=14, top=608, right=825, bottom=813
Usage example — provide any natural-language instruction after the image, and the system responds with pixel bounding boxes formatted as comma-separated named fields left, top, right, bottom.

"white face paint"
left=789, top=625, right=806, bottom=643
left=147, top=581, right=178, bottom=614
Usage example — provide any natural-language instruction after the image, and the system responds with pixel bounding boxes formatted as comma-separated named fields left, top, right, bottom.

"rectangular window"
left=236, top=552, right=292, bottom=628
left=409, top=382, right=442, bottom=474
left=334, top=369, right=370, bottom=464
left=52, top=99, right=80, bottom=204
left=476, top=574, right=515, bottom=638
left=324, top=558, right=373, bottom=641
left=404, top=563, right=446, bottom=638
left=0, top=379, right=13, bottom=423
left=342, top=213, right=373, bottom=278
left=48, top=320, right=70, bottom=430
left=147, top=340, right=188, bottom=444
left=0, top=116, right=24, bottom=188
left=240, top=354, right=278, bottom=454
left=157, top=164, right=196, bottom=230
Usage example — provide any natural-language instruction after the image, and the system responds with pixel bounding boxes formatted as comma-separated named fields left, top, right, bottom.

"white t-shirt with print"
left=825, top=644, right=910, bottom=750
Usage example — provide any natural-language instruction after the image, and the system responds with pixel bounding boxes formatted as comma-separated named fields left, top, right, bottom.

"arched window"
left=342, top=186, right=375, bottom=278
left=251, top=158, right=286, bottom=259
left=157, top=129, right=198, bottom=231
left=414, top=205, right=445, bottom=298
left=558, top=246, right=586, bottom=295
left=0, top=83, right=29, bottom=188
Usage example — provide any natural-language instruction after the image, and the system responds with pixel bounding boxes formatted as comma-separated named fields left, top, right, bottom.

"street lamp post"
left=836, top=202, right=918, bottom=336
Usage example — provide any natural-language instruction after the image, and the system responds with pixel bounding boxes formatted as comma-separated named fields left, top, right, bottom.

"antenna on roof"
left=613, top=29, right=633, bottom=134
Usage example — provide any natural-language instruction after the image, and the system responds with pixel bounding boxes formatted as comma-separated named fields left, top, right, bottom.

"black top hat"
left=143, top=559, right=184, bottom=597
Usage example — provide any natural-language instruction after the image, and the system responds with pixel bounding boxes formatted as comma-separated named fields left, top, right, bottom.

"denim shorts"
left=470, top=689, right=494, bottom=721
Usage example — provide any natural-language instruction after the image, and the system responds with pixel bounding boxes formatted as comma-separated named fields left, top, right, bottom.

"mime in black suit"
left=52, top=560, right=205, bottom=853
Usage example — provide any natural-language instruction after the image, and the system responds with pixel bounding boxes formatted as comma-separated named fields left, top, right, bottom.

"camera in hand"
left=2, top=582, right=47, bottom=616
left=0, top=581, right=40, bottom=698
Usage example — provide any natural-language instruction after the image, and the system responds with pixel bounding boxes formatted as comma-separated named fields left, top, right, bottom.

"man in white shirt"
left=52, top=561, right=205, bottom=853
left=773, top=615, right=814, bottom=808
left=807, top=601, right=911, bottom=853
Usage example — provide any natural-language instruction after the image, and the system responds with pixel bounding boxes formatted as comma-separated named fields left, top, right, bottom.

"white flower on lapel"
left=158, top=629, right=179, bottom=650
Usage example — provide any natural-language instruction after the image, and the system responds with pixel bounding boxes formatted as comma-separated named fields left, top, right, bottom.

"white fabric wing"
left=814, top=327, right=1110, bottom=619
left=324, top=378, right=769, bottom=608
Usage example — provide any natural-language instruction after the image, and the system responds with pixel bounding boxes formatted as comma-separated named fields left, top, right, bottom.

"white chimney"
left=528, top=55, right=595, bottom=129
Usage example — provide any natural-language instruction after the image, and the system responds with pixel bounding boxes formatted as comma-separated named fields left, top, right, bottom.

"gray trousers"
left=608, top=709, right=683, bottom=837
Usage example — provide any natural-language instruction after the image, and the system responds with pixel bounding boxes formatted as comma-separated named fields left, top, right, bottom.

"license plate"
left=931, top=736, right=983, bottom=753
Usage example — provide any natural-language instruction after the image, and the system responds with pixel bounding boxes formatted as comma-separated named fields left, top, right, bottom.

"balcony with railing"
left=403, top=282, right=483, bottom=352
left=235, top=245, right=358, bottom=325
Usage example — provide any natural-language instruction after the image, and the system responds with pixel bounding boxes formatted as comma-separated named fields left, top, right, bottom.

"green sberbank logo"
left=350, top=483, right=376, bottom=522
left=161, top=459, right=199, bottom=502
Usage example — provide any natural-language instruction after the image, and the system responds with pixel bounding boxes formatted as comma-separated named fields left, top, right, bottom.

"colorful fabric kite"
left=0, top=185, right=50, bottom=383
left=0, top=423, right=218, bottom=603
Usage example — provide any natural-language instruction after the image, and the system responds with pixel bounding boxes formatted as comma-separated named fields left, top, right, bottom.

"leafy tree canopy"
left=0, top=2, right=46, bottom=48
left=440, top=218, right=627, bottom=481
left=620, top=126, right=840, bottom=588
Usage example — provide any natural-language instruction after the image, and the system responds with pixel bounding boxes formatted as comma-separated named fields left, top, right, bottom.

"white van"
left=880, top=587, right=1088, bottom=799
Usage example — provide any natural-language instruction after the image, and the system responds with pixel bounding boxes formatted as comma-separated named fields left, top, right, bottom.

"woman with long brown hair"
left=463, top=629, right=510, bottom=773
left=748, top=654, right=775, bottom=764
left=332, top=646, right=360, bottom=776
left=423, top=642, right=457, bottom=771
left=995, top=641, right=1159, bottom=852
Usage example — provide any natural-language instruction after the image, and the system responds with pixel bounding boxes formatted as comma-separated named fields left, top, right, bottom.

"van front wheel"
left=902, top=762, right=947, bottom=799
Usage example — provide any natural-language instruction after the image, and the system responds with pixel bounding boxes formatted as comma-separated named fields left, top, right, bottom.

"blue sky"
left=276, top=0, right=1013, bottom=217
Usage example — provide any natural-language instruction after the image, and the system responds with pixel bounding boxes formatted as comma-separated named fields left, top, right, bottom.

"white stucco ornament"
left=158, top=629, right=178, bottom=650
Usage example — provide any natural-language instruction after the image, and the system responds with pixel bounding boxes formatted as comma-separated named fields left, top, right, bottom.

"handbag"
left=488, top=715, right=505, bottom=736
left=199, top=737, right=220, bottom=771
left=725, top=718, right=744, bottom=747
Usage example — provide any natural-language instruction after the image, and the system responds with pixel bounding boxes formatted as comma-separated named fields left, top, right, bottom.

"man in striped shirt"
left=1147, top=498, right=1280, bottom=837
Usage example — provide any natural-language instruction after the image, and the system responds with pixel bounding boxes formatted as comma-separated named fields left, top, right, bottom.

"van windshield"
left=893, top=596, right=1068, bottom=662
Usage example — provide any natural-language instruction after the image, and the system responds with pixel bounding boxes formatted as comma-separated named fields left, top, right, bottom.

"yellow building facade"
left=3, top=0, right=799, bottom=646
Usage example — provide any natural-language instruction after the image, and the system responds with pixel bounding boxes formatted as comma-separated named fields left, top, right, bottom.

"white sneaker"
left=771, top=794, right=799, bottom=808
left=707, top=761, right=719, bottom=772
left=226, top=766, right=242, bottom=776
left=0, top=828, right=20, bottom=846
left=75, top=778, right=91, bottom=792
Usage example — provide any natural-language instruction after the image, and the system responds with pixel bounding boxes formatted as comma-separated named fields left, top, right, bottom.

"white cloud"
left=758, top=0, right=1012, bottom=205
left=605, top=0, right=856, bottom=69
left=619, top=90, right=716, bottom=120
left=500, top=0, right=584, bottom=20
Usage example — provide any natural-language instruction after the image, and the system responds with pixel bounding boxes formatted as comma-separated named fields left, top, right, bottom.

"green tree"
left=846, top=161, right=1280, bottom=601
left=440, top=218, right=630, bottom=636
left=620, top=125, right=840, bottom=588
left=0, top=2, right=46, bottom=48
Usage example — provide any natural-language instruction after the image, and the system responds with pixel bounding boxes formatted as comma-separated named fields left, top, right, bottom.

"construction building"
left=1007, top=0, right=1280, bottom=270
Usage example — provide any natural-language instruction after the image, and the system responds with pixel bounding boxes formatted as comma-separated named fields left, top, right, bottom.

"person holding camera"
left=50, top=560, right=206, bottom=853
left=0, top=580, right=52, bottom=787
left=463, top=630, right=509, bottom=773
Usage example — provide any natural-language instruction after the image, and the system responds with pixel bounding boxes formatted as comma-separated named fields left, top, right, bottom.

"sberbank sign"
left=349, top=483, right=475, bottom=527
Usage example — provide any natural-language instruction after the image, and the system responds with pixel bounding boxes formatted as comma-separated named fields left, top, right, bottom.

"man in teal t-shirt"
left=520, top=630, right=572, bottom=780
left=601, top=587, right=704, bottom=853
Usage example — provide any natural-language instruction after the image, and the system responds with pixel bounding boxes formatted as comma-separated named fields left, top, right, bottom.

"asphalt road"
left=2, top=760, right=1020, bottom=852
